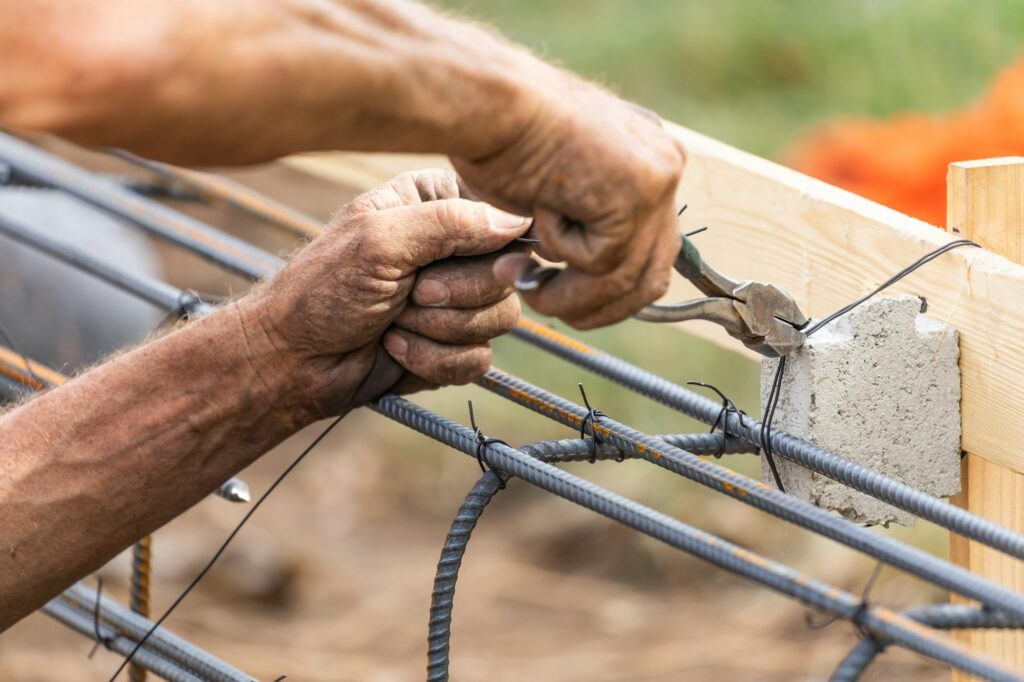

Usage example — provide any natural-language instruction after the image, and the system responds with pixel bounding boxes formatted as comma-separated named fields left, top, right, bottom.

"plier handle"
left=635, top=236, right=808, bottom=358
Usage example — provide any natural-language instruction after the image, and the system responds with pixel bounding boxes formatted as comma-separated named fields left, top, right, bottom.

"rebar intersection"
left=1, top=133, right=1023, bottom=681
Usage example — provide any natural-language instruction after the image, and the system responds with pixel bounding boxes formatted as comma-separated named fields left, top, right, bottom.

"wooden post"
left=948, top=157, right=1024, bottom=679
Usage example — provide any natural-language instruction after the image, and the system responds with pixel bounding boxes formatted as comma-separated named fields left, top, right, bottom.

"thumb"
left=366, top=198, right=530, bottom=269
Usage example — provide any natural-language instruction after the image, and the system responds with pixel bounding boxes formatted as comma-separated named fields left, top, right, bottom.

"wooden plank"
left=948, top=158, right=1024, bottom=261
left=285, top=128, right=1024, bottom=475
left=284, top=151, right=451, bottom=191
left=664, top=125, right=1024, bottom=475
left=947, top=157, right=1024, bottom=679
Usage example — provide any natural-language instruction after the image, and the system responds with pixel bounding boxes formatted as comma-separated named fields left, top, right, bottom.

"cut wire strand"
left=107, top=415, right=344, bottom=681
left=758, top=239, right=980, bottom=495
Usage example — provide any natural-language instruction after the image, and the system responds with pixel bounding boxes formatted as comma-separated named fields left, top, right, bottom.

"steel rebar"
left=427, top=435, right=748, bottom=681
left=112, top=151, right=323, bottom=239
left=12, top=139, right=1024, bottom=679
left=54, top=583, right=257, bottom=682
left=512, top=319, right=1024, bottom=563
left=0, top=132, right=279, bottom=278
left=831, top=604, right=1024, bottom=681
left=0, top=210, right=210, bottom=316
left=44, top=599, right=205, bottom=682
left=373, top=394, right=1020, bottom=681
left=129, top=536, right=153, bottom=682
left=477, top=367, right=1024, bottom=620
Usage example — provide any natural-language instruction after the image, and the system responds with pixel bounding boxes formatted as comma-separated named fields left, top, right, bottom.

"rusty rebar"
left=129, top=536, right=153, bottom=682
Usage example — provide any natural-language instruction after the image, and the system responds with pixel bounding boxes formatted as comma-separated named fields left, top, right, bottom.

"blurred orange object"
left=787, top=60, right=1024, bottom=227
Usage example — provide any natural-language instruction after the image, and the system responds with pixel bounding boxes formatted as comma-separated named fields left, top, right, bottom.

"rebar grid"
left=477, top=368, right=1024, bottom=617
left=373, top=395, right=1020, bottom=682
left=2, top=134, right=1023, bottom=680
left=45, top=583, right=255, bottom=682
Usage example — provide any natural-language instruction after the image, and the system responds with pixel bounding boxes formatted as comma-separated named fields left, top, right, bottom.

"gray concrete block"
left=760, top=295, right=961, bottom=526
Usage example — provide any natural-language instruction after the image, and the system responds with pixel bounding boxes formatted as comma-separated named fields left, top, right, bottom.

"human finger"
left=360, top=198, right=530, bottom=270
left=412, top=251, right=521, bottom=308
left=335, top=169, right=475, bottom=220
left=395, top=295, right=520, bottom=344
left=381, top=328, right=493, bottom=386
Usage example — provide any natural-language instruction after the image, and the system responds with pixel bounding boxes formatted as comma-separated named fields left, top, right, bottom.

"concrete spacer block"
left=760, top=295, right=961, bottom=526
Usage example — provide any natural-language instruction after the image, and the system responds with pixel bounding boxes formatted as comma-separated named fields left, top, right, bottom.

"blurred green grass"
left=440, top=0, right=1024, bottom=158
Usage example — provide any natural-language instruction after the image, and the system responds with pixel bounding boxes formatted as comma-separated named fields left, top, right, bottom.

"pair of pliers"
left=635, top=235, right=807, bottom=358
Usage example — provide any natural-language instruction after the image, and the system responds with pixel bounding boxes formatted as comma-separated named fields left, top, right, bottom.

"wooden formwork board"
left=287, top=132, right=1024, bottom=677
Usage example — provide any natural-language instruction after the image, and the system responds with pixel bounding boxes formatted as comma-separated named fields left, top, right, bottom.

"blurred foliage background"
left=441, top=0, right=1024, bottom=158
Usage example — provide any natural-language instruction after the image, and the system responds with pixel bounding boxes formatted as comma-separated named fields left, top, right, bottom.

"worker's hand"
left=452, top=71, right=685, bottom=330
left=241, top=170, right=527, bottom=417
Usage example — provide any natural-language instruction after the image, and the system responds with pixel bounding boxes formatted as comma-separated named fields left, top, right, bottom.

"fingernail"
left=383, top=333, right=408, bottom=359
left=486, top=205, right=529, bottom=230
left=515, top=265, right=560, bottom=292
left=493, top=253, right=535, bottom=286
left=414, top=279, right=450, bottom=306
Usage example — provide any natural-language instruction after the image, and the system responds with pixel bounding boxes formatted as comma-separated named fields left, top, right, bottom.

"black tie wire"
left=0, top=133, right=1021, bottom=681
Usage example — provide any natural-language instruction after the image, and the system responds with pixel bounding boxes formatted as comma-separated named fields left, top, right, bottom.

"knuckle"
left=587, top=242, right=625, bottom=273
left=413, top=169, right=461, bottom=201
left=461, top=347, right=493, bottom=383
left=431, top=198, right=460, bottom=231
left=634, top=142, right=685, bottom=206
left=604, top=264, right=641, bottom=296
left=355, top=223, right=402, bottom=274
left=565, top=315, right=599, bottom=331
left=643, top=269, right=671, bottom=304
left=464, top=298, right=520, bottom=341
left=497, top=296, right=522, bottom=331
left=383, top=173, right=420, bottom=202
left=426, top=346, right=491, bottom=386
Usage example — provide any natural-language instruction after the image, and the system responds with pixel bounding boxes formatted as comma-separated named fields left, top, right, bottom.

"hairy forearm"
left=0, top=300, right=314, bottom=628
left=0, top=0, right=545, bottom=164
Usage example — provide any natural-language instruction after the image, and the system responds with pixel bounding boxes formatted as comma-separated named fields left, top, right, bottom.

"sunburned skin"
left=0, top=0, right=685, bottom=329
left=0, top=0, right=687, bottom=627
left=0, top=170, right=527, bottom=629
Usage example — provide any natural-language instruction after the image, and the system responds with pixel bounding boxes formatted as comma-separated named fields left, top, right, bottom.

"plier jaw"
left=635, top=236, right=808, bottom=358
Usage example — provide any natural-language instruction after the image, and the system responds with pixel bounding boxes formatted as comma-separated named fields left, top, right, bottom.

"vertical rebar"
left=129, top=536, right=153, bottom=682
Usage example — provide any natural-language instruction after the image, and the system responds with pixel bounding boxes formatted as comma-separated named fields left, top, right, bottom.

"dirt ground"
left=0, top=155, right=954, bottom=681
left=0, top=407, right=951, bottom=681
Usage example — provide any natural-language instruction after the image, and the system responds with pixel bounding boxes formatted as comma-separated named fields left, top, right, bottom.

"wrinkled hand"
left=453, top=71, right=686, bottom=329
left=241, top=170, right=527, bottom=417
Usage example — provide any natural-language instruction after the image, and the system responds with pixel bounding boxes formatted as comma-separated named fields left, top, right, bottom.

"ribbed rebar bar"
left=426, top=435, right=744, bottom=680
left=13, top=132, right=1023, bottom=578
left=44, top=599, right=204, bottom=682
left=477, top=367, right=1024, bottom=620
left=112, top=151, right=323, bottom=239
left=19, top=127, right=1024, bottom=586
left=831, top=605, right=1024, bottom=681
left=512, top=319, right=1024, bottom=562
left=373, top=394, right=1020, bottom=681
left=0, top=210, right=209, bottom=315
left=428, top=469, right=506, bottom=681
left=129, top=536, right=153, bottom=682
left=12, top=138, right=1024, bottom=679
left=54, top=583, right=256, bottom=682
left=0, top=132, right=280, bottom=278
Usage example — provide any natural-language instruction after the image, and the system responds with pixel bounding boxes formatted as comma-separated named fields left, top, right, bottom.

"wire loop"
left=577, top=383, right=607, bottom=462
left=87, top=577, right=116, bottom=659
left=686, top=382, right=746, bottom=458
left=468, top=401, right=508, bottom=487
